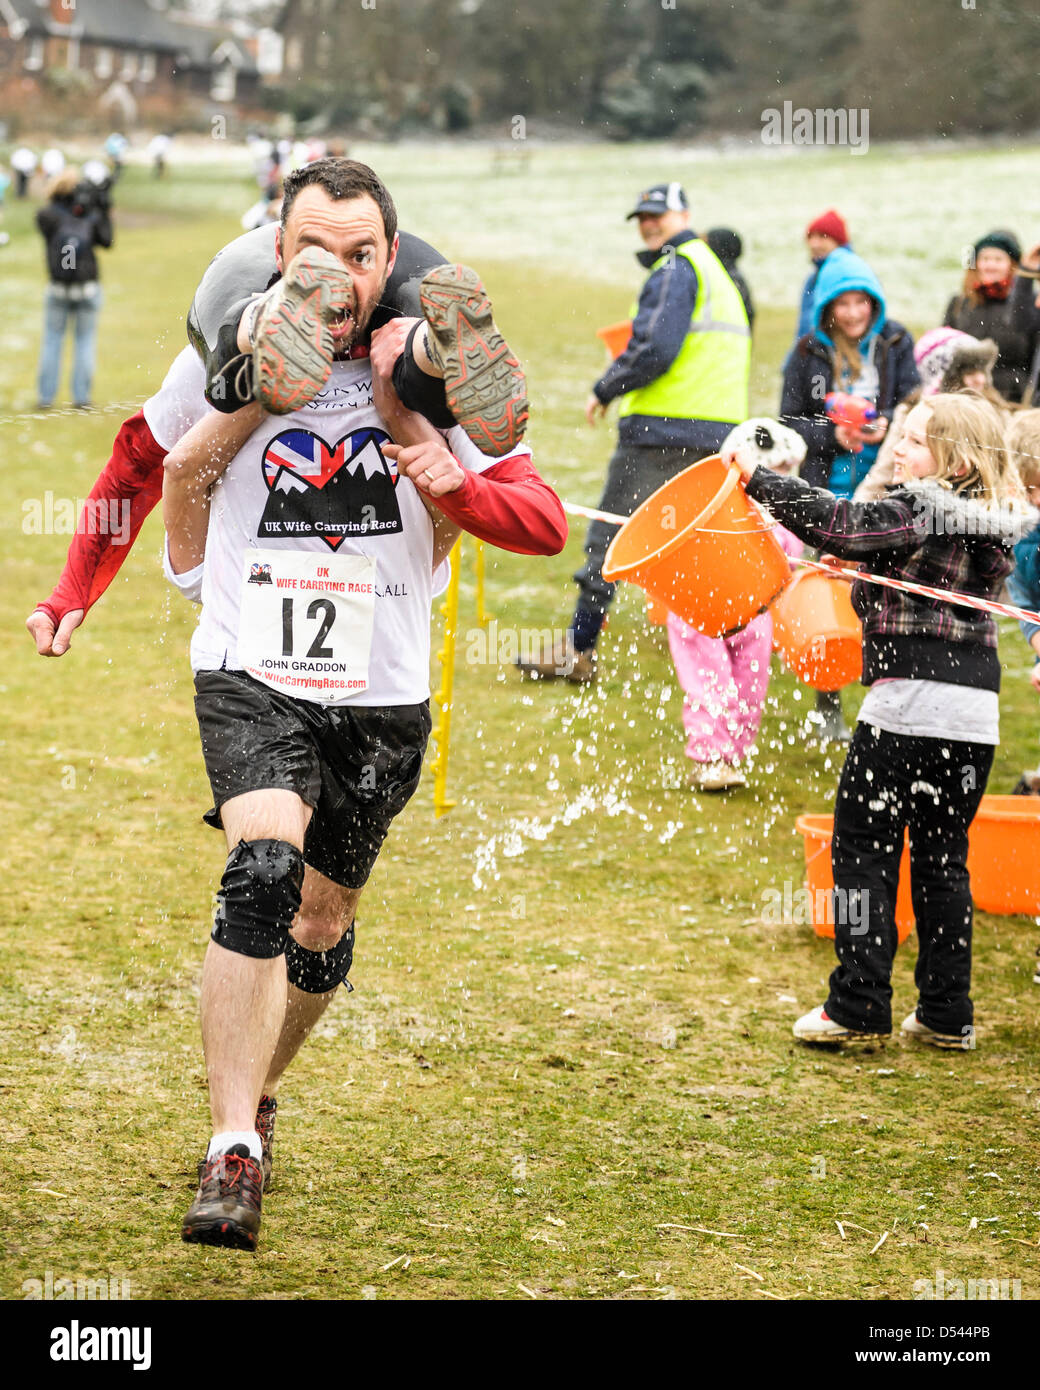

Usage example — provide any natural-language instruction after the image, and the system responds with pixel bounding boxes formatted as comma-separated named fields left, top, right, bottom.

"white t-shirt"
left=157, top=353, right=518, bottom=707
left=857, top=678, right=1000, bottom=746
left=144, top=346, right=212, bottom=452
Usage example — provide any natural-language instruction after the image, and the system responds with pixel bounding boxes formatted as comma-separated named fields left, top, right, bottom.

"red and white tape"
left=793, top=556, right=1040, bottom=627
left=560, top=500, right=1040, bottom=628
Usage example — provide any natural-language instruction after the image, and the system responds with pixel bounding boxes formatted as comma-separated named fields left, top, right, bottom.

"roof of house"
left=1, top=0, right=258, bottom=71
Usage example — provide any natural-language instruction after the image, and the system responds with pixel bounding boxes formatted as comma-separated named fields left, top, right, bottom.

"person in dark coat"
left=780, top=246, right=919, bottom=742
left=705, top=227, right=755, bottom=331
left=781, top=247, right=919, bottom=493
left=35, top=169, right=114, bottom=409
left=943, top=230, right=1040, bottom=403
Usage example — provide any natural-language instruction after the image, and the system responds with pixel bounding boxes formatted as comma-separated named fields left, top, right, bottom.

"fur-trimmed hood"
left=901, top=477, right=1039, bottom=544
left=941, top=337, right=999, bottom=393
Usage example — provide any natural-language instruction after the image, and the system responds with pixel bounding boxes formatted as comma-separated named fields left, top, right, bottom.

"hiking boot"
left=793, top=1004, right=889, bottom=1045
left=252, top=247, right=354, bottom=414
left=182, top=1144, right=263, bottom=1251
left=901, top=1011, right=973, bottom=1050
left=516, top=639, right=596, bottom=684
left=196, top=1096, right=277, bottom=1193
left=419, top=264, right=528, bottom=457
left=255, top=1094, right=277, bottom=1190
left=689, top=761, right=746, bottom=793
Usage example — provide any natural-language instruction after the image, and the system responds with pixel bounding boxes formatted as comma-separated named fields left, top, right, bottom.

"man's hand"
left=382, top=440, right=465, bottom=498
left=26, top=606, right=84, bottom=657
left=585, top=392, right=607, bottom=427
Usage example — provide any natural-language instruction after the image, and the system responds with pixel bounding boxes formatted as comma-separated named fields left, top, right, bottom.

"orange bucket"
left=602, top=456, right=791, bottom=638
left=771, top=570, right=862, bottom=691
left=596, top=320, right=633, bottom=359
left=966, top=796, right=1040, bottom=914
left=796, top=814, right=914, bottom=941
left=645, top=595, right=670, bottom=625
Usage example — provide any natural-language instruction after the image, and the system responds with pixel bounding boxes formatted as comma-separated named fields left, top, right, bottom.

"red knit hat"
left=807, top=209, right=849, bottom=245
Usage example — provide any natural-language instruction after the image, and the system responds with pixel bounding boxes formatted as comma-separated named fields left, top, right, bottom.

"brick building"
left=0, top=0, right=282, bottom=131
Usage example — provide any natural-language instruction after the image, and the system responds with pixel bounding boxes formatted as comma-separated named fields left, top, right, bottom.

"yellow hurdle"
left=430, top=538, right=493, bottom=817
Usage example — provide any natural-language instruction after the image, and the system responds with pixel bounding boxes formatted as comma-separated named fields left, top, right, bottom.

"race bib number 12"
left=237, top=549, right=376, bottom=704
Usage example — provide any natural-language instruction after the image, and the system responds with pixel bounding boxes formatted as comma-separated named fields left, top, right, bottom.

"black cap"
left=973, top=229, right=1021, bottom=263
left=626, top=182, right=690, bottom=220
left=706, top=227, right=742, bottom=265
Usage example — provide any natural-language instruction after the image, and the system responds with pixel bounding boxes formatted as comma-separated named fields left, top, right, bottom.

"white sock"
left=207, top=1130, right=261, bottom=1162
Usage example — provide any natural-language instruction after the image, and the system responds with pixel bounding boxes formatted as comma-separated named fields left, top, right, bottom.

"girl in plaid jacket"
left=735, top=393, right=1037, bottom=1049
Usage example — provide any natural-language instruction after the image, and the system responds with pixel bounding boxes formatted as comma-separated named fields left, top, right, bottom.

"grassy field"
left=1, top=143, right=1039, bottom=1303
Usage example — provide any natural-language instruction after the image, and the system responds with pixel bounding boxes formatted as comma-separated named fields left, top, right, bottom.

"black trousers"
left=825, top=722, right=994, bottom=1036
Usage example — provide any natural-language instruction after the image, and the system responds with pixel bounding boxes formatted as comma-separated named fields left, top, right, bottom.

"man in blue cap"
left=518, top=181, right=751, bottom=682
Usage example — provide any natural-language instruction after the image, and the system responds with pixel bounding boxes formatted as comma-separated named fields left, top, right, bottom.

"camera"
left=73, top=159, right=114, bottom=214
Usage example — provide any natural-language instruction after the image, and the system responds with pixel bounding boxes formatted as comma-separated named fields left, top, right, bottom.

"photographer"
left=35, top=167, right=113, bottom=411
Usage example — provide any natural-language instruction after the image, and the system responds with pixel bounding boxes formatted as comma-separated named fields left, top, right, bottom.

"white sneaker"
left=793, top=1005, right=889, bottom=1044
left=900, top=1011, right=973, bottom=1050
left=689, top=761, right=746, bottom=792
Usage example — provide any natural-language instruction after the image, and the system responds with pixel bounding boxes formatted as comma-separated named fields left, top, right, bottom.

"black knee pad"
left=285, top=921, right=355, bottom=994
left=211, top=838, right=304, bottom=959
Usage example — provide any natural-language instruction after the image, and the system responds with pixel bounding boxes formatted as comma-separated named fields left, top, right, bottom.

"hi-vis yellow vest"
left=618, top=237, right=750, bottom=425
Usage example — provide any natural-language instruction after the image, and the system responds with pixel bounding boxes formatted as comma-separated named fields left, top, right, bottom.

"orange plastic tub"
left=796, top=814, right=915, bottom=941
left=602, top=456, right=791, bottom=638
left=796, top=796, right=1040, bottom=940
left=771, top=570, right=863, bottom=691
left=966, top=796, right=1040, bottom=914
left=645, top=595, right=670, bottom=625
left=597, top=320, right=633, bottom=359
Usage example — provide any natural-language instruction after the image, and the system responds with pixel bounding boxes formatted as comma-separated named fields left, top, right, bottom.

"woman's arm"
left=26, top=411, right=168, bottom=655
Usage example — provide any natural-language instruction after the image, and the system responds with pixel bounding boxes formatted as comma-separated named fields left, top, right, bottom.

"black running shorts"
left=193, top=668, right=431, bottom=889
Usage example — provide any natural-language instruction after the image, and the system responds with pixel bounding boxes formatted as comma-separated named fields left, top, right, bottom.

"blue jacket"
left=593, top=230, right=734, bottom=451
left=780, top=248, right=919, bottom=490
left=1007, top=522, right=1040, bottom=651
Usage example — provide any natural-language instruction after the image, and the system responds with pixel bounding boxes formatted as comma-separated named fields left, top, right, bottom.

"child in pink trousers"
left=667, top=420, right=806, bottom=791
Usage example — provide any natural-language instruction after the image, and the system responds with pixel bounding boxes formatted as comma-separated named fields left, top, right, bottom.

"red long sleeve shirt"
left=36, top=416, right=567, bottom=626
left=36, top=411, right=167, bottom=625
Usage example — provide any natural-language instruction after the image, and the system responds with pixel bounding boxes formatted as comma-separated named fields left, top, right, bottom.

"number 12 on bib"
left=236, top=549, right=377, bottom=704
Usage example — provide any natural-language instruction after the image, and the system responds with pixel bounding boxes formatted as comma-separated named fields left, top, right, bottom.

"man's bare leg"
left=200, top=788, right=311, bottom=1135
left=264, top=866, right=361, bottom=1095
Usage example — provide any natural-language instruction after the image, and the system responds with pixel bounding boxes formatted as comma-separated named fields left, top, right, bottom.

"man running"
left=26, top=161, right=534, bottom=657
left=26, top=157, right=563, bottom=1250
left=168, top=159, right=564, bottom=1249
